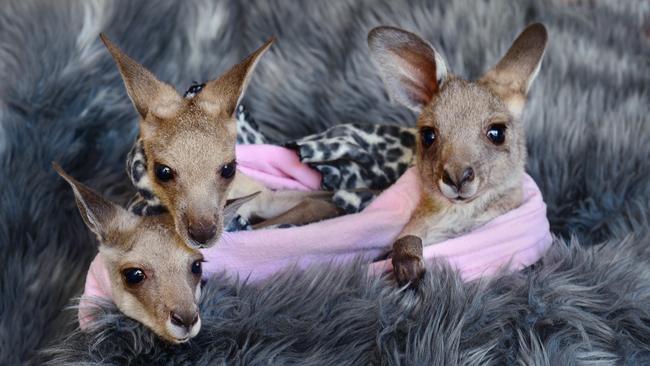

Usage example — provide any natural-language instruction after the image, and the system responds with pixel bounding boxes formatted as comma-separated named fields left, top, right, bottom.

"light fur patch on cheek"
left=196, top=99, right=222, bottom=116
left=504, top=95, right=526, bottom=119
left=150, top=100, right=181, bottom=120
left=226, top=118, right=237, bottom=139
left=140, top=122, right=158, bottom=141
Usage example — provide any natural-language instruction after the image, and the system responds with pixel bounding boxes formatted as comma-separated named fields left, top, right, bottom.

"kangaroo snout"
left=439, top=164, right=478, bottom=201
left=187, top=218, right=218, bottom=246
left=187, top=222, right=217, bottom=245
left=442, top=166, right=474, bottom=190
left=167, top=307, right=201, bottom=342
left=170, top=309, right=200, bottom=329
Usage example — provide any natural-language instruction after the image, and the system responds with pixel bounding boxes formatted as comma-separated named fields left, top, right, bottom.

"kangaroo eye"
left=220, top=162, right=236, bottom=179
left=191, top=260, right=202, bottom=275
left=123, top=268, right=146, bottom=284
left=487, top=124, right=507, bottom=145
left=420, top=128, right=436, bottom=148
left=154, top=163, right=174, bottom=182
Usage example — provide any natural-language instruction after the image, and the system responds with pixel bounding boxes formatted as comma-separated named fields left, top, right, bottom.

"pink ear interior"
left=394, top=48, right=439, bottom=106
left=368, top=26, right=446, bottom=111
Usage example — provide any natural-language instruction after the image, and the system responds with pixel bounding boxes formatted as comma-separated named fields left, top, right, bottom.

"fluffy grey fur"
left=0, top=0, right=648, bottom=364
left=45, top=235, right=650, bottom=365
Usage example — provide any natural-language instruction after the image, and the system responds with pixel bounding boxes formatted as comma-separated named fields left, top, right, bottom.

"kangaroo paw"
left=392, top=235, right=425, bottom=287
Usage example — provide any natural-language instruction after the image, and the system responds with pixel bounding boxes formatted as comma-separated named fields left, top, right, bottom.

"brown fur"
left=369, top=23, right=548, bottom=285
left=54, top=163, right=203, bottom=343
left=251, top=197, right=342, bottom=229
left=101, top=35, right=340, bottom=248
left=391, top=235, right=425, bottom=287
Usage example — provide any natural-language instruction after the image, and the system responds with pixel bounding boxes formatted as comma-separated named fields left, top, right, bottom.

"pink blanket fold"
left=78, top=144, right=552, bottom=327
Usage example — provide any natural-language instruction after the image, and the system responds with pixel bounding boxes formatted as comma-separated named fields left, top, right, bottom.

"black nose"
left=442, top=167, right=474, bottom=189
left=170, top=311, right=199, bottom=329
left=460, top=167, right=474, bottom=185
left=188, top=222, right=217, bottom=244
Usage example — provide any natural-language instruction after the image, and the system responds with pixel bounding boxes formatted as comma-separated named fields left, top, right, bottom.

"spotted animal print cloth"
left=126, top=104, right=417, bottom=225
left=286, top=123, right=416, bottom=213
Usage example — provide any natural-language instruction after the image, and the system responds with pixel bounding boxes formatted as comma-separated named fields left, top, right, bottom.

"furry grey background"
left=0, top=0, right=648, bottom=364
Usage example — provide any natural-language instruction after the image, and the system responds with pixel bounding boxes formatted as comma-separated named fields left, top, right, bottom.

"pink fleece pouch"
left=78, top=144, right=552, bottom=327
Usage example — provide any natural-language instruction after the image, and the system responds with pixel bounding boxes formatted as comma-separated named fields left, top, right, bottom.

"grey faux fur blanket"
left=0, top=0, right=649, bottom=364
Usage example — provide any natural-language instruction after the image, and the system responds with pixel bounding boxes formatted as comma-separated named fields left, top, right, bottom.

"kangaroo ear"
left=100, top=33, right=182, bottom=120
left=53, top=163, right=129, bottom=243
left=368, top=26, right=448, bottom=112
left=480, top=23, right=548, bottom=118
left=197, top=38, right=274, bottom=117
left=223, top=191, right=261, bottom=225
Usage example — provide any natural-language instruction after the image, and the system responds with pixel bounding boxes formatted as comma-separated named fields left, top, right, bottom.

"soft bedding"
left=4, top=1, right=649, bottom=363
left=79, top=144, right=552, bottom=327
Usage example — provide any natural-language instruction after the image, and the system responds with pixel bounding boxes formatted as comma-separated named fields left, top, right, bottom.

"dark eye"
left=420, top=128, right=436, bottom=147
left=487, top=124, right=507, bottom=145
left=191, top=260, right=202, bottom=275
left=220, top=162, right=236, bottom=179
left=154, top=163, right=174, bottom=182
left=123, top=268, right=146, bottom=285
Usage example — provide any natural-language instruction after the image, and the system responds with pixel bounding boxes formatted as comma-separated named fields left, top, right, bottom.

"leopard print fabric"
left=126, top=140, right=166, bottom=216
left=287, top=123, right=416, bottom=190
left=235, top=104, right=267, bottom=145
left=286, top=123, right=416, bottom=213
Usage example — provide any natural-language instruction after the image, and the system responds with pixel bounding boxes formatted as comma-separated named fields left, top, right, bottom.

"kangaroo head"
left=54, top=164, right=203, bottom=343
left=101, top=35, right=272, bottom=248
left=369, top=24, right=547, bottom=206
